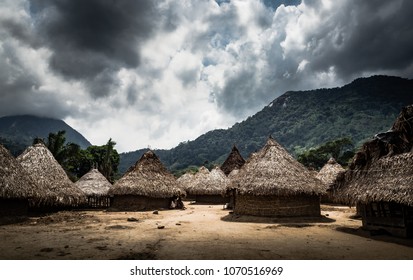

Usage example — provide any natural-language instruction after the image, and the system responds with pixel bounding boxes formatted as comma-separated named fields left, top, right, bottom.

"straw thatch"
left=349, top=105, right=413, bottom=169
left=316, top=158, right=345, bottom=187
left=75, top=168, right=112, bottom=197
left=17, top=143, right=87, bottom=207
left=332, top=152, right=413, bottom=206
left=186, top=166, right=229, bottom=196
left=0, top=144, right=45, bottom=201
left=230, top=137, right=325, bottom=196
left=177, top=172, right=194, bottom=192
left=331, top=104, right=413, bottom=205
left=220, top=145, right=245, bottom=176
left=108, top=150, right=185, bottom=198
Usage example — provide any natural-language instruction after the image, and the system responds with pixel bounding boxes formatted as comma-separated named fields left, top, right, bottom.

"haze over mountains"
left=1, top=75, right=413, bottom=175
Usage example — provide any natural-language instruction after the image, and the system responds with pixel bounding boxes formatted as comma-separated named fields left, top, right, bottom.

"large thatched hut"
left=332, top=153, right=413, bottom=237
left=17, top=143, right=87, bottom=209
left=0, top=145, right=47, bottom=219
left=185, top=167, right=229, bottom=204
left=220, top=145, right=245, bottom=176
left=108, top=150, right=185, bottom=211
left=75, top=168, right=112, bottom=208
left=331, top=105, right=413, bottom=237
left=229, top=137, right=325, bottom=217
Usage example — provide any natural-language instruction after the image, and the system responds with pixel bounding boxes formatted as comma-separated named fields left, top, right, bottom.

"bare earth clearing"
left=1, top=204, right=413, bottom=260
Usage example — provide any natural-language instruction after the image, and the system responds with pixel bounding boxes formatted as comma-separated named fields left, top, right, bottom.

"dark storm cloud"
left=29, top=0, right=160, bottom=97
left=0, top=18, right=40, bottom=48
left=0, top=43, right=72, bottom=119
left=214, top=0, right=413, bottom=119
left=306, top=0, right=413, bottom=79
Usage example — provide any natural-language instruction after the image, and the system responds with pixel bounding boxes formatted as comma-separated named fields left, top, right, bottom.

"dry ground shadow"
left=221, top=212, right=336, bottom=225
left=336, top=226, right=413, bottom=248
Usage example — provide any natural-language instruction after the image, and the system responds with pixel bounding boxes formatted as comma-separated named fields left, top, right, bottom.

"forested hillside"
left=120, top=75, right=413, bottom=174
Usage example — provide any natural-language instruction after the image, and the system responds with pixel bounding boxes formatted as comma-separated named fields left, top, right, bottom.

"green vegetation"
left=119, top=75, right=413, bottom=175
left=297, top=137, right=355, bottom=170
left=36, top=131, right=119, bottom=183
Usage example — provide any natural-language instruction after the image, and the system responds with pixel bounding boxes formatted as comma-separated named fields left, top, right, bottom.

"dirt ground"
left=1, top=204, right=413, bottom=260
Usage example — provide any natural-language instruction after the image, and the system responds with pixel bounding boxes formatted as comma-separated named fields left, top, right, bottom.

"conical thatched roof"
left=186, top=166, right=228, bottom=195
left=177, top=172, right=194, bottom=191
left=331, top=153, right=413, bottom=206
left=220, top=145, right=245, bottom=176
left=0, top=144, right=48, bottom=201
left=75, top=168, right=112, bottom=196
left=108, top=150, right=185, bottom=198
left=17, top=143, right=86, bottom=206
left=230, top=137, right=325, bottom=196
left=316, top=158, right=345, bottom=186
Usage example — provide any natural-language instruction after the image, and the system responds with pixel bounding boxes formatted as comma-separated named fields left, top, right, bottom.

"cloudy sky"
left=1, top=0, right=413, bottom=152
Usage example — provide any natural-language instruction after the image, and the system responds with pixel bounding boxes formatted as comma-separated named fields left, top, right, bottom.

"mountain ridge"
left=0, top=115, right=92, bottom=156
left=119, top=75, right=413, bottom=174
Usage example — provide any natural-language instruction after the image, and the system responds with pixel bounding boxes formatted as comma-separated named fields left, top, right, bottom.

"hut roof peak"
left=109, top=150, right=185, bottom=198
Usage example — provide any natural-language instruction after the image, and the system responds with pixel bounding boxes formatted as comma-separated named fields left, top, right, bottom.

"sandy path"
left=0, top=204, right=413, bottom=260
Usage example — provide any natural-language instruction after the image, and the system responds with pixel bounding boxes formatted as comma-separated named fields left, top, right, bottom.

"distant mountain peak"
left=0, top=115, right=92, bottom=156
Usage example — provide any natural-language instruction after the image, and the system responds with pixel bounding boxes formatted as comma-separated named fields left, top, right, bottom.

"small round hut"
left=220, top=145, right=245, bottom=176
left=0, top=145, right=47, bottom=219
left=177, top=171, right=194, bottom=200
left=17, top=143, right=87, bottom=209
left=75, top=168, right=112, bottom=208
left=108, top=150, right=185, bottom=211
left=186, top=166, right=229, bottom=204
left=316, top=158, right=345, bottom=202
left=229, top=137, right=325, bottom=217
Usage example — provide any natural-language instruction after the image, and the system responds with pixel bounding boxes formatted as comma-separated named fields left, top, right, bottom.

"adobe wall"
left=234, top=194, right=321, bottom=217
left=109, top=195, right=171, bottom=211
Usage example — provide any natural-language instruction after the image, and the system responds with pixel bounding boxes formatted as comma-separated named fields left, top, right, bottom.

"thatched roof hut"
left=332, top=153, right=413, bottom=207
left=331, top=104, right=413, bottom=203
left=229, top=137, right=325, bottom=217
left=17, top=143, right=86, bottom=208
left=1, top=144, right=43, bottom=200
left=0, top=144, right=48, bottom=217
left=220, top=145, right=245, bottom=176
left=177, top=172, right=194, bottom=193
left=75, top=168, right=111, bottom=197
left=108, top=150, right=185, bottom=211
left=186, top=166, right=229, bottom=204
left=330, top=105, right=413, bottom=237
left=316, top=158, right=345, bottom=186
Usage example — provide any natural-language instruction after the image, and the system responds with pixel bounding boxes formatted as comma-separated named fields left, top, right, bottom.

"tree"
left=39, top=131, right=119, bottom=182
left=297, top=137, right=355, bottom=170
left=85, top=139, right=119, bottom=183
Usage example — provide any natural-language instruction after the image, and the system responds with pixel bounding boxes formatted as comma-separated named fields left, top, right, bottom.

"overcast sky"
left=1, top=0, right=413, bottom=152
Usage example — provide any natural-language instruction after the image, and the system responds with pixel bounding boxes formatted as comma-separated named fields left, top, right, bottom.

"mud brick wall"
left=234, top=194, right=320, bottom=217
left=109, top=195, right=171, bottom=211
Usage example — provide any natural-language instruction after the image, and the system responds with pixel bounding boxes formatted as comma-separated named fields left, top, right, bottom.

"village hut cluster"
left=2, top=104, right=413, bottom=239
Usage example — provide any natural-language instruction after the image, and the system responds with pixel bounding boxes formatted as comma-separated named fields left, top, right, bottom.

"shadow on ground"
left=221, top=213, right=335, bottom=224
left=336, top=226, right=413, bottom=248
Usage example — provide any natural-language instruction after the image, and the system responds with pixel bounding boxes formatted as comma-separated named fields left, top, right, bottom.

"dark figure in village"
left=170, top=196, right=186, bottom=210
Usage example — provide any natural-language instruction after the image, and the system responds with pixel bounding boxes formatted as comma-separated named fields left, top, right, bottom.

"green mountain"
left=119, top=75, right=413, bottom=174
left=0, top=115, right=92, bottom=156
